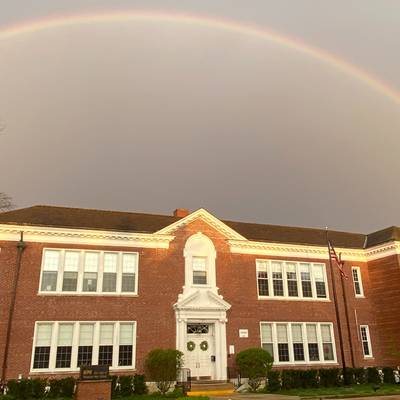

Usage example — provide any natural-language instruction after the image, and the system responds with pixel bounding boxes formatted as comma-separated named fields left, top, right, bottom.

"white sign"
left=239, top=329, right=248, bottom=338
left=229, top=345, right=235, bottom=354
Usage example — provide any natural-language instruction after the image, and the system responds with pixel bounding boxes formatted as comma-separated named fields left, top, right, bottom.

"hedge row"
left=2, top=374, right=147, bottom=399
left=266, top=367, right=398, bottom=391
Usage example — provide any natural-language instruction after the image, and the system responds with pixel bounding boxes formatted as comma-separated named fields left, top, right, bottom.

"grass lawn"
left=276, top=384, right=400, bottom=398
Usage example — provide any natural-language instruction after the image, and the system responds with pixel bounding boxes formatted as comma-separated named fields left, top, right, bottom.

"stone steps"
left=188, top=381, right=235, bottom=397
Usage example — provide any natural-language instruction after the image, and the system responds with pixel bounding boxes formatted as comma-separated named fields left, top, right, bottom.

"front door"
left=185, top=323, right=214, bottom=379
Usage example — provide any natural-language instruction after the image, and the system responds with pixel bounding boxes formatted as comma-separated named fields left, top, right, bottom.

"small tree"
left=236, top=348, right=273, bottom=392
left=0, top=193, right=14, bottom=212
left=145, top=349, right=183, bottom=394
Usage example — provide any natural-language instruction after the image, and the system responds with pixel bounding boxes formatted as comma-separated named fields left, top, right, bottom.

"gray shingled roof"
left=0, top=205, right=396, bottom=249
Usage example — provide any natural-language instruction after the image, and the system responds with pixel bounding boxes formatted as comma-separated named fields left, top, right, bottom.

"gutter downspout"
left=1, top=232, right=26, bottom=385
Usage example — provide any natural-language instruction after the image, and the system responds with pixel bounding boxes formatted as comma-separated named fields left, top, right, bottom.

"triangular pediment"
left=156, top=208, right=247, bottom=240
left=174, top=289, right=231, bottom=311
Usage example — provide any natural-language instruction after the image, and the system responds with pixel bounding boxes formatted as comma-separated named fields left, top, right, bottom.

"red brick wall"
left=0, top=219, right=397, bottom=380
left=75, top=380, right=111, bottom=400
left=368, top=254, right=400, bottom=366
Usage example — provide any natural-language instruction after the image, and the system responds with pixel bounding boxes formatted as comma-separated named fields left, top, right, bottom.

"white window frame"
left=30, top=321, right=137, bottom=373
left=256, top=259, right=329, bottom=301
left=352, top=266, right=364, bottom=297
left=260, top=321, right=337, bottom=365
left=360, top=325, right=373, bottom=358
left=38, top=249, right=139, bottom=296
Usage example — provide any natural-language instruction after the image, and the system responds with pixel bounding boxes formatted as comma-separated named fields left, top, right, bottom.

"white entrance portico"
left=174, top=232, right=231, bottom=381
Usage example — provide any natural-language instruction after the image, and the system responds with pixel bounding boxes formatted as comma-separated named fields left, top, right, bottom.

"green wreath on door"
left=187, top=341, right=196, bottom=351
left=200, top=340, right=208, bottom=351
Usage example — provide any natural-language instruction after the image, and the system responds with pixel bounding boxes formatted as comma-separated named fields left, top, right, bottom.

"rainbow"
left=1, top=10, right=400, bottom=106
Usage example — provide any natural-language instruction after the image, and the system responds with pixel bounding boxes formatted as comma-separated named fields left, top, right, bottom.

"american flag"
left=328, top=239, right=348, bottom=279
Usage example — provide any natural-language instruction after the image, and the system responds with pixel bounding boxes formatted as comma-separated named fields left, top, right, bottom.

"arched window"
left=183, top=233, right=216, bottom=289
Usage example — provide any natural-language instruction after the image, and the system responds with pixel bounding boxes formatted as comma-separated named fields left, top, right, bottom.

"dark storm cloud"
left=0, top=0, right=399, bottom=233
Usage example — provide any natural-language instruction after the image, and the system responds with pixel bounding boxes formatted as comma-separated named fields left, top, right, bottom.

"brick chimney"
left=173, top=208, right=190, bottom=218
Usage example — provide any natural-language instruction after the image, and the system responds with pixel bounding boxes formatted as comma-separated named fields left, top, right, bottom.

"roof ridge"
left=8, top=204, right=176, bottom=219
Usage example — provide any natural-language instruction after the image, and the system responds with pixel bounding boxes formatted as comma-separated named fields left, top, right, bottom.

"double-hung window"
left=103, top=253, right=118, bottom=292
left=307, top=324, right=320, bottom=361
left=192, top=256, right=207, bottom=285
left=261, top=323, right=274, bottom=358
left=41, top=250, right=60, bottom=292
left=277, top=324, right=290, bottom=362
left=292, top=324, right=305, bottom=361
left=56, top=324, right=73, bottom=368
left=257, top=261, right=269, bottom=296
left=272, top=262, right=284, bottom=296
left=83, top=253, right=99, bottom=292
left=118, top=323, right=134, bottom=366
left=360, top=325, right=372, bottom=357
left=352, top=267, right=364, bottom=297
left=256, top=260, right=327, bottom=300
left=39, top=249, right=138, bottom=295
left=260, top=322, right=336, bottom=365
left=62, top=252, right=79, bottom=291
left=286, top=263, right=298, bottom=297
left=314, top=264, right=327, bottom=298
left=33, top=324, right=53, bottom=369
left=99, top=324, right=114, bottom=366
left=77, top=324, right=94, bottom=367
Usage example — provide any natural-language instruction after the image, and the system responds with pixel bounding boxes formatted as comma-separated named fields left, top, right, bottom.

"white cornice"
left=229, top=239, right=400, bottom=263
left=365, top=241, right=400, bottom=261
left=0, top=224, right=174, bottom=249
left=228, top=239, right=366, bottom=262
left=156, top=208, right=247, bottom=240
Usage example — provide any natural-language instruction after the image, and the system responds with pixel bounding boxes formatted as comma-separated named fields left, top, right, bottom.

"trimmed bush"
left=5, top=378, right=46, bottom=399
left=145, top=348, right=183, bottom=394
left=235, top=347, right=273, bottom=392
left=383, top=367, right=396, bottom=384
left=319, top=368, right=340, bottom=387
left=367, top=367, right=381, bottom=384
left=133, top=374, right=148, bottom=395
left=300, top=370, right=318, bottom=388
left=266, top=370, right=281, bottom=392
left=354, top=367, right=367, bottom=384
left=119, top=375, right=133, bottom=397
left=48, top=377, right=75, bottom=398
left=110, top=375, right=120, bottom=397
left=344, top=368, right=356, bottom=385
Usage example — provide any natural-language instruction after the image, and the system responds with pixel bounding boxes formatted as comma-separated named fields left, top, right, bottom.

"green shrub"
left=266, top=370, right=281, bottom=392
left=48, top=377, right=75, bottom=398
left=6, top=379, right=30, bottom=400
left=281, top=370, right=296, bottom=390
left=133, top=374, right=148, bottom=395
left=344, top=368, right=355, bottom=385
left=354, top=367, right=367, bottom=384
left=119, top=376, right=133, bottom=396
left=235, top=348, right=273, bottom=392
left=319, top=368, right=340, bottom=387
left=110, top=375, right=120, bottom=397
left=145, top=348, right=183, bottom=394
left=31, top=378, right=47, bottom=398
left=382, top=367, right=395, bottom=384
left=300, top=370, right=318, bottom=388
left=367, top=367, right=381, bottom=384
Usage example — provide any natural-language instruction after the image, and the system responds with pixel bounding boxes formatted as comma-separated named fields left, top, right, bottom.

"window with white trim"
left=352, top=267, right=364, bottom=297
left=256, top=260, right=328, bottom=300
left=360, top=325, right=372, bottom=357
left=192, top=256, right=207, bottom=285
left=39, top=249, right=138, bottom=295
left=32, top=321, right=136, bottom=372
left=260, top=322, right=336, bottom=365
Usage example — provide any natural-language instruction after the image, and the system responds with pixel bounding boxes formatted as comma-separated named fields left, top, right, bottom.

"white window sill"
left=355, top=295, right=366, bottom=299
left=38, top=292, right=138, bottom=297
left=30, top=366, right=136, bottom=374
left=258, top=296, right=330, bottom=302
left=363, top=355, right=374, bottom=359
left=272, top=361, right=338, bottom=366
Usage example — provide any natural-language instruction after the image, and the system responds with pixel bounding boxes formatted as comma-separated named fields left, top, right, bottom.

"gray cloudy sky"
left=0, top=0, right=399, bottom=233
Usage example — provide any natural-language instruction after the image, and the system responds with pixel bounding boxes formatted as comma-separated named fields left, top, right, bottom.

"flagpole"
left=339, top=259, right=356, bottom=368
left=326, top=229, right=349, bottom=386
